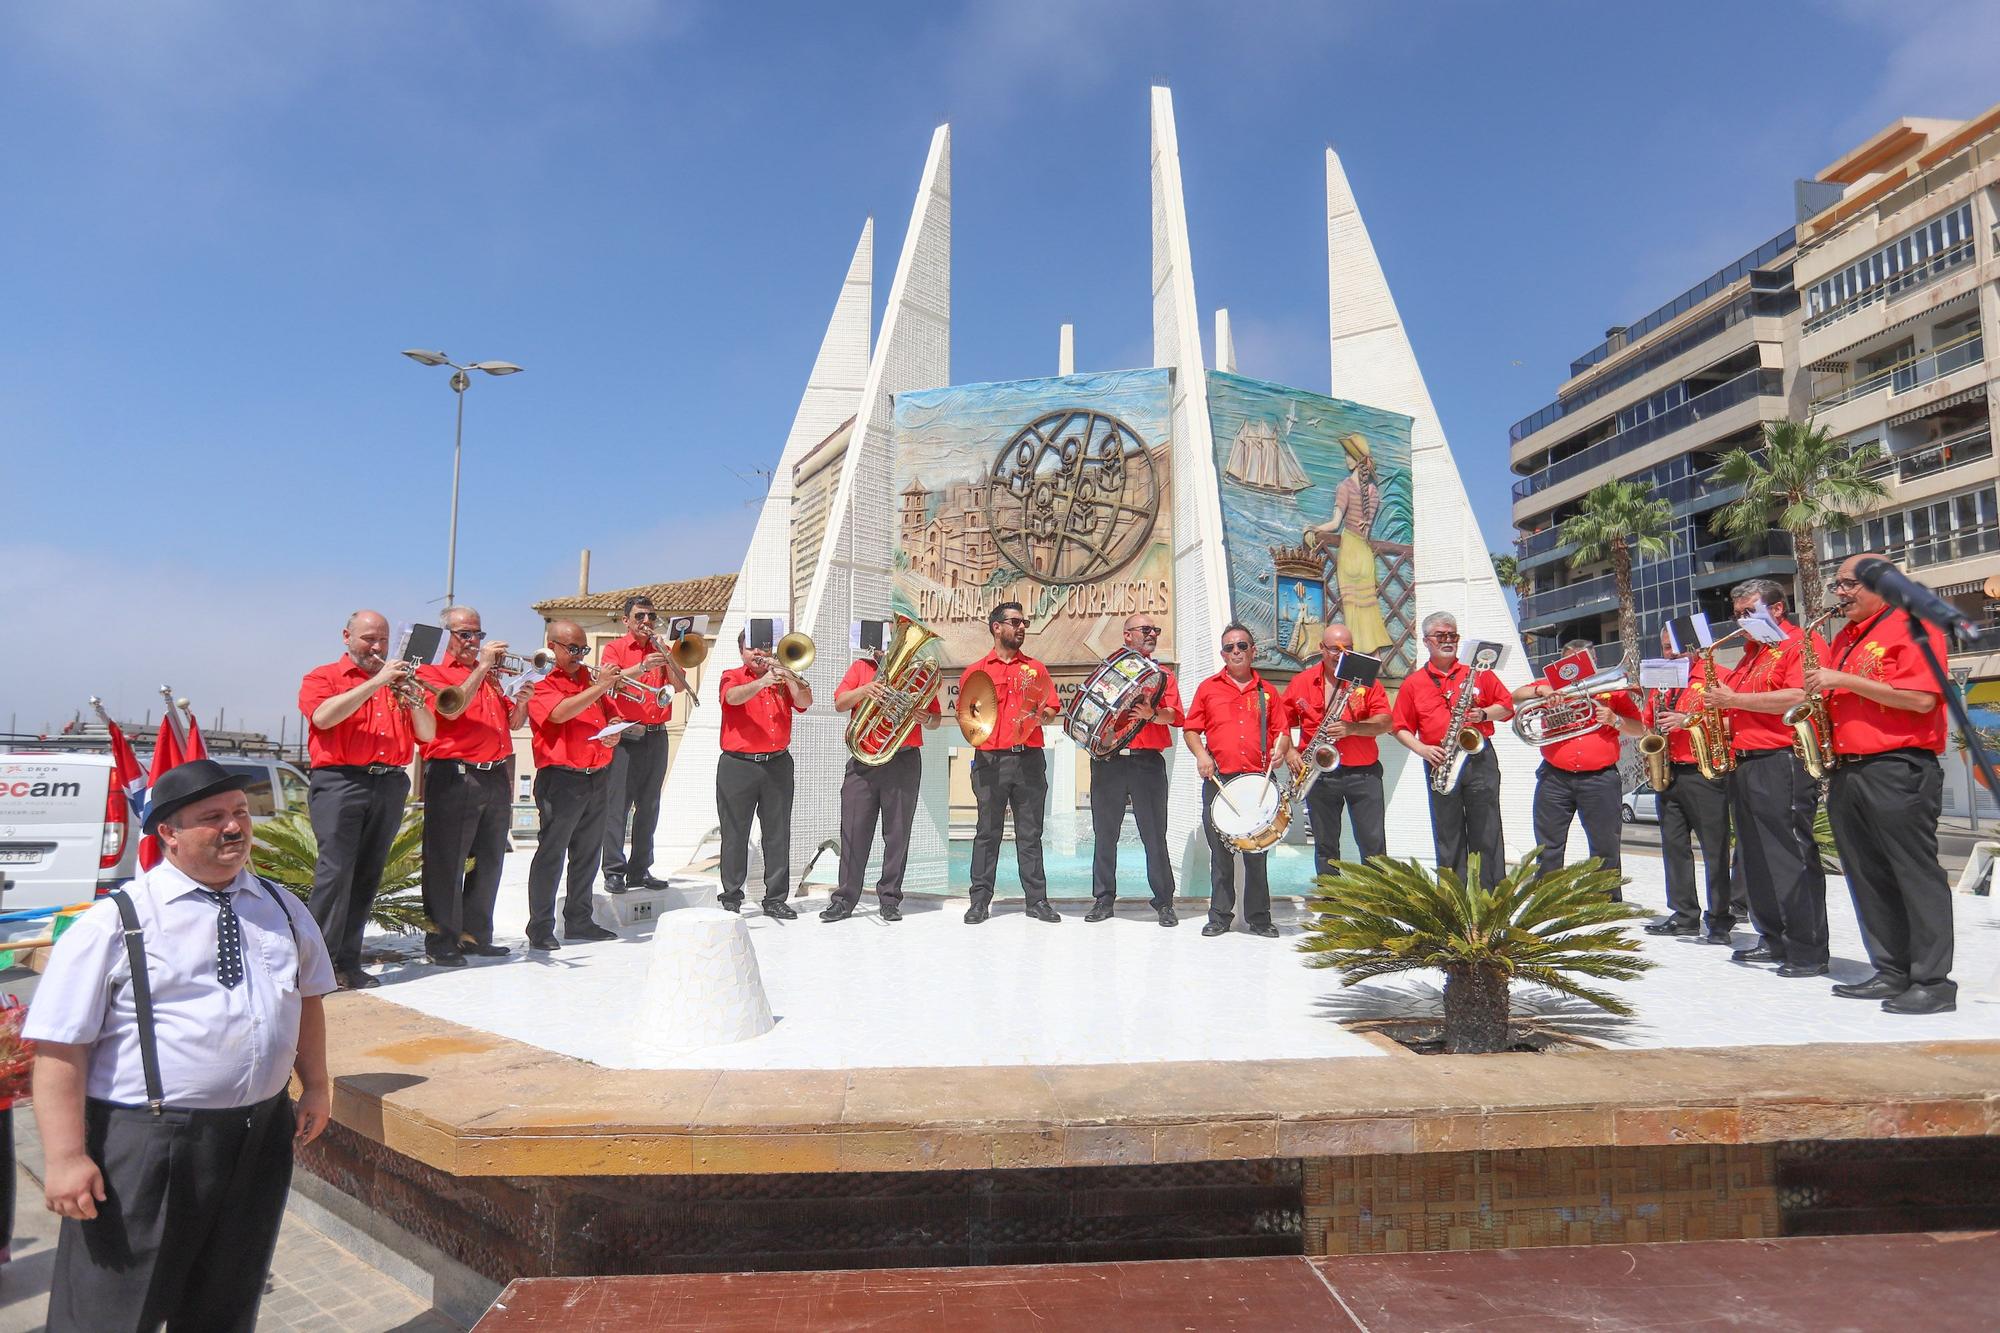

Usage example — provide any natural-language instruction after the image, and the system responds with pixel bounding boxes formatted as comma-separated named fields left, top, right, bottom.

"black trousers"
left=1425, top=744, right=1504, bottom=888
left=833, top=748, right=921, bottom=908
left=306, top=765, right=411, bottom=972
left=1304, top=762, right=1387, bottom=876
left=717, top=751, right=793, bottom=907
left=1658, top=764, right=1739, bottom=931
left=1729, top=748, right=1827, bottom=966
left=968, top=749, right=1048, bottom=910
left=529, top=766, right=608, bottom=937
left=602, top=725, right=670, bottom=880
left=1202, top=777, right=1272, bottom=928
left=420, top=760, right=510, bottom=946
left=1531, top=763, right=1623, bottom=885
left=1089, top=750, right=1175, bottom=907
left=48, top=1093, right=292, bottom=1333
left=1829, top=750, right=1955, bottom=989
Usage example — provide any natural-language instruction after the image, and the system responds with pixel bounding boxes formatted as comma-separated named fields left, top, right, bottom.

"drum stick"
left=1210, top=776, right=1244, bottom=818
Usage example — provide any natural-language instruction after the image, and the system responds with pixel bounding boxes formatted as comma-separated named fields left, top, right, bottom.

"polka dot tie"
left=195, top=889, right=245, bottom=989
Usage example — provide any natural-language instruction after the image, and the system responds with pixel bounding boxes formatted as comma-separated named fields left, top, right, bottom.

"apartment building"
left=1508, top=231, right=1805, bottom=671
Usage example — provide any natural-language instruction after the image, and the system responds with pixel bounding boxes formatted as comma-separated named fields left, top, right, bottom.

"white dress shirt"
left=24, top=860, right=337, bottom=1109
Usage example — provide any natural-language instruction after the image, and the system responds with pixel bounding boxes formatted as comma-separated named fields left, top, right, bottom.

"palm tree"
left=1491, top=552, right=1520, bottom=591
left=252, top=807, right=430, bottom=933
left=1299, top=851, right=1653, bottom=1054
left=1711, top=418, right=1887, bottom=615
left=1559, top=480, right=1675, bottom=681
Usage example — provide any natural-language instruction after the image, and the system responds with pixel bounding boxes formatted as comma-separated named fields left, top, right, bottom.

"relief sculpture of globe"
left=986, top=407, right=1160, bottom=584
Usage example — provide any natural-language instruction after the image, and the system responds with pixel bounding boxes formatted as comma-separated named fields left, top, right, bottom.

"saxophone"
left=844, top=614, right=942, bottom=765
left=1430, top=643, right=1499, bottom=795
left=1294, top=678, right=1360, bottom=801
left=1783, top=610, right=1842, bottom=780
left=1687, top=629, right=1745, bottom=781
left=1639, top=699, right=1673, bottom=791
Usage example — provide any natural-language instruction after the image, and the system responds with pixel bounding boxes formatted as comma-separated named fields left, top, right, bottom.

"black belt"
left=315, top=763, right=402, bottom=777
left=1841, top=747, right=1937, bottom=764
left=727, top=750, right=787, bottom=764
left=983, top=744, right=1033, bottom=755
left=86, top=1090, right=288, bottom=1125
left=641, top=723, right=670, bottom=734
left=431, top=758, right=505, bottom=772
left=544, top=765, right=602, bottom=775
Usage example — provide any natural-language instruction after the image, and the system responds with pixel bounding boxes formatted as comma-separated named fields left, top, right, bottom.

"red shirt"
left=528, top=666, right=616, bottom=771
left=959, top=650, right=1055, bottom=750
left=1184, top=670, right=1287, bottom=775
left=1646, top=680, right=1713, bottom=765
left=837, top=658, right=942, bottom=751
left=719, top=664, right=806, bottom=754
left=1538, top=690, right=1640, bottom=773
left=1282, top=663, right=1390, bottom=766
left=599, top=632, right=674, bottom=726
left=1124, top=670, right=1184, bottom=752
left=1390, top=662, right=1510, bottom=747
left=1826, top=608, right=1948, bottom=756
left=1726, top=623, right=1825, bottom=753
left=416, top=659, right=513, bottom=764
left=299, top=656, right=416, bottom=769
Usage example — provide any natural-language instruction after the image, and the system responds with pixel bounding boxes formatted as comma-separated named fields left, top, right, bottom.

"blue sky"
left=4, top=0, right=1995, bottom=737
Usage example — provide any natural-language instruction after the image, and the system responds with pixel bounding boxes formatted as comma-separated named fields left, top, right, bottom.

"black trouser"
left=1202, top=777, right=1271, bottom=928
left=833, top=748, right=921, bottom=908
left=1089, top=750, right=1174, bottom=908
left=602, top=725, right=670, bottom=880
left=1304, top=762, right=1387, bottom=877
left=968, top=749, right=1049, bottom=910
left=420, top=760, right=510, bottom=947
left=306, top=765, right=411, bottom=972
left=1425, top=744, right=1504, bottom=888
left=529, top=766, right=609, bottom=938
left=48, top=1093, right=293, bottom=1333
left=1532, top=763, right=1623, bottom=887
left=717, top=751, right=793, bottom=907
left=1729, top=748, right=1827, bottom=966
left=1658, top=764, right=1738, bottom=932
left=1829, top=750, right=1955, bottom=990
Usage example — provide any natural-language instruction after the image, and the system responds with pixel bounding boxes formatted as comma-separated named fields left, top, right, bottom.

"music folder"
left=853, top=619, right=891, bottom=655
left=1639, top=657, right=1691, bottom=689
left=1331, top=650, right=1381, bottom=686
left=667, top=615, right=695, bottom=640
left=747, top=617, right=783, bottom=653
left=1665, top=612, right=1712, bottom=654
left=396, top=623, right=444, bottom=667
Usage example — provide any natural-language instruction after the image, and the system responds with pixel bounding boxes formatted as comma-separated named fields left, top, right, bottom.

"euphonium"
left=1509, top=666, right=1631, bottom=747
left=1783, top=609, right=1842, bottom=780
left=1688, top=629, right=1746, bottom=780
left=846, top=614, right=942, bottom=765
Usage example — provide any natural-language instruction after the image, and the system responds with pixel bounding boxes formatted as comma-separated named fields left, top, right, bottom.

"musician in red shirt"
left=1511, top=640, right=1644, bottom=886
left=1704, top=579, right=1830, bottom=976
left=822, top=623, right=943, bottom=923
left=598, top=595, right=692, bottom=895
left=1184, top=623, right=1292, bottom=937
left=959, top=603, right=1064, bottom=924
left=1807, top=553, right=1957, bottom=1014
left=297, top=609, right=436, bottom=991
left=416, top=605, right=529, bottom=965
left=1086, top=613, right=1185, bottom=926
left=524, top=621, right=624, bottom=951
left=1390, top=612, right=1514, bottom=889
left=715, top=628, right=813, bottom=917
left=1283, top=623, right=1391, bottom=876
left=1644, top=624, right=1740, bottom=942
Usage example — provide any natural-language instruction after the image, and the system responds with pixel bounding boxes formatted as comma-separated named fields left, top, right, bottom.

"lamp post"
left=1951, top=665, right=1980, bottom=832
left=402, top=350, right=523, bottom=608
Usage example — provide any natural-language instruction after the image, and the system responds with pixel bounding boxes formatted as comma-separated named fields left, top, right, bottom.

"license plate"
left=0, top=849, right=41, bottom=864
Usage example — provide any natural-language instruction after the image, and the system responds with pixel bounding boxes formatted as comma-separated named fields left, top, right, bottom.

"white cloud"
left=1827, top=0, right=2000, bottom=136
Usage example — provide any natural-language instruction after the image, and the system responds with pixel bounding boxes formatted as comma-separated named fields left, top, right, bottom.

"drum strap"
left=1256, top=683, right=1269, bottom=771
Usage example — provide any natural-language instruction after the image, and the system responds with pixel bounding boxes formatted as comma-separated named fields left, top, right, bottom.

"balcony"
left=1911, top=523, right=2000, bottom=571
left=1514, top=527, right=1569, bottom=560
left=1810, top=330, right=1984, bottom=412
left=1863, top=425, right=1994, bottom=487
left=1518, top=572, right=1619, bottom=626
left=1568, top=228, right=1794, bottom=376
left=1691, top=531, right=1792, bottom=580
left=1513, top=368, right=1783, bottom=502
left=1801, top=236, right=1976, bottom=338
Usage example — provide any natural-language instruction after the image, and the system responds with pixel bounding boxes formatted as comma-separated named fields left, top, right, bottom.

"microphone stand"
left=1906, top=610, right=2000, bottom=801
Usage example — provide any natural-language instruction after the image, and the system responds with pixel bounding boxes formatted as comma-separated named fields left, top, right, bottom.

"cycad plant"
left=1559, top=480, right=1676, bottom=682
left=1711, top=418, right=1886, bottom=614
left=1299, top=851, right=1654, bottom=1054
left=252, top=807, right=430, bottom=933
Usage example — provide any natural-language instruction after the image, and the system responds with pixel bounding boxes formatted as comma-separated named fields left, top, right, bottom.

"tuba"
left=1510, top=666, right=1631, bottom=747
left=846, top=614, right=942, bottom=765
left=1783, top=609, right=1842, bottom=780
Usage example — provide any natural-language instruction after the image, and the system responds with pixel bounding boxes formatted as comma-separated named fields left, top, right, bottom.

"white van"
left=0, top=753, right=132, bottom=914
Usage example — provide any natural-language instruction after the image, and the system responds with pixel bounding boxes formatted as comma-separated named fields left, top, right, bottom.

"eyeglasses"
left=1128, top=626, right=1161, bottom=636
left=631, top=610, right=657, bottom=621
left=997, top=618, right=1029, bottom=628
left=1222, top=642, right=1253, bottom=654
left=1830, top=578, right=1862, bottom=591
left=556, top=642, right=589, bottom=655
left=1425, top=632, right=1460, bottom=642
left=451, top=629, right=486, bottom=642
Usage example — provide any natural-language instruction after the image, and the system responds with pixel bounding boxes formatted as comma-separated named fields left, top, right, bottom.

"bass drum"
left=1063, top=649, right=1167, bottom=758
left=1207, top=771, right=1291, bottom=853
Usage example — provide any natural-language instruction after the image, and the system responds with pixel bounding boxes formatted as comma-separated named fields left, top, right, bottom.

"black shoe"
left=424, top=934, right=463, bottom=962
left=1085, top=902, right=1114, bottom=922
left=1645, top=918, right=1699, bottom=936
left=1832, top=974, right=1909, bottom=1000
left=459, top=939, right=511, bottom=958
left=336, top=968, right=380, bottom=990
left=604, top=872, right=628, bottom=895
left=565, top=922, right=617, bottom=943
left=820, top=901, right=855, bottom=922
left=964, top=904, right=990, bottom=925
left=1157, top=906, right=1178, bottom=927
left=640, top=874, right=675, bottom=890
left=1699, top=931, right=1734, bottom=946
left=1248, top=923, right=1281, bottom=938
left=1201, top=921, right=1230, bottom=937
left=1025, top=902, right=1062, bottom=923
left=719, top=898, right=742, bottom=913
left=526, top=933, right=561, bottom=952
left=1730, top=945, right=1783, bottom=965
left=763, top=899, right=799, bottom=920
left=427, top=949, right=468, bottom=968
left=879, top=904, right=902, bottom=922
left=1882, top=983, right=1957, bottom=1015
left=1775, top=961, right=1828, bottom=978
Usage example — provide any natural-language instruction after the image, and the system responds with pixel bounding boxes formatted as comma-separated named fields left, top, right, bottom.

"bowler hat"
left=142, top=759, right=254, bottom=835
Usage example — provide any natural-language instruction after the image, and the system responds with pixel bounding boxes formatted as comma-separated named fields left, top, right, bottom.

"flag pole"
left=158, top=685, right=187, bottom=750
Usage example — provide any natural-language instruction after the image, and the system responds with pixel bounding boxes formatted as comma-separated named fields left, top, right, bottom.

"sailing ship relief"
left=1223, top=418, right=1311, bottom=495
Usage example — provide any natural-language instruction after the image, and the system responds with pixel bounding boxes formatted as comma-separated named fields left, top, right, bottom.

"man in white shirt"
left=27, top=759, right=337, bottom=1332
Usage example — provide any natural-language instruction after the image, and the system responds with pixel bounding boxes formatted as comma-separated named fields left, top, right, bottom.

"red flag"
left=1543, top=649, right=1596, bottom=691
left=137, top=716, right=187, bottom=871
left=104, top=717, right=148, bottom=840
left=181, top=708, right=209, bottom=761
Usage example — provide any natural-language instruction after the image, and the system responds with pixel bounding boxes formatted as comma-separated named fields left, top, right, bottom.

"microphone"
left=1853, top=557, right=1976, bottom=636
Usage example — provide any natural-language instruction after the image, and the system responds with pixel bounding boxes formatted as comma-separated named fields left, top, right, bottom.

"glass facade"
left=1513, top=368, right=1783, bottom=501
left=1824, top=482, right=2000, bottom=570
left=1569, top=228, right=1794, bottom=375
left=1802, top=203, right=1975, bottom=332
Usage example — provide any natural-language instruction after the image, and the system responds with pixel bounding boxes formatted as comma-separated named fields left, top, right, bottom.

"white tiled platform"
left=359, top=855, right=2000, bottom=1071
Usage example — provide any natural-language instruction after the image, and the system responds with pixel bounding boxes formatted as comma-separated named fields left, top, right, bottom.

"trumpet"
left=498, top=648, right=557, bottom=675
left=1510, top=666, right=1631, bottom=747
left=364, top=654, right=429, bottom=710
left=594, top=667, right=673, bottom=710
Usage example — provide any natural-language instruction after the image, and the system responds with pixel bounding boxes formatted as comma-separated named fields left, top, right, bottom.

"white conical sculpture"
left=636, top=908, right=774, bottom=1058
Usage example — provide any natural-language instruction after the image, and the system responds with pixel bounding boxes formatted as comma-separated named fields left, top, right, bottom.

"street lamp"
left=402, top=349, right=523, bottom=608
left=1952, top=665, right=1980, bottom=832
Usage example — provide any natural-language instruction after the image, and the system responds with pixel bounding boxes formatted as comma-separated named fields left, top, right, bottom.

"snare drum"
left=1207, top=770, right=1292, bottom=852
left=1063, top=649, right=1168, bottom=758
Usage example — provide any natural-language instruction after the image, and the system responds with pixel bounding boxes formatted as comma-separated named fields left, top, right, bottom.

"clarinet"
left=1429, top=644, right=1499, bottom=795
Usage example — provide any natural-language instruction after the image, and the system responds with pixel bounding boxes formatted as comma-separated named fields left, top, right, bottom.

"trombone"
left=755, top=631, right=815, bottom=686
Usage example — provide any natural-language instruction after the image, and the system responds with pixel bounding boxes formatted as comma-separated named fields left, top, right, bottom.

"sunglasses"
left=557, top=642, right=590, bottom=655
left=1222, top=642, right=1253, bottom=653
left=997, top=618, right=1029, bottom=628
left=1129, top=626, right=1161, bottom=636
left=632, top=610, right=657, bottom=621
left=451, top=629, right=486, bottom=642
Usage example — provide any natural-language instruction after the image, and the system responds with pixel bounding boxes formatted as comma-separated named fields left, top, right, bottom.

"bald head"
left=548, top=619, right=583, bottom=644
left=1322, top=624, right=1353, bottom=657
left=342, top=610, right=390, bottom=667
